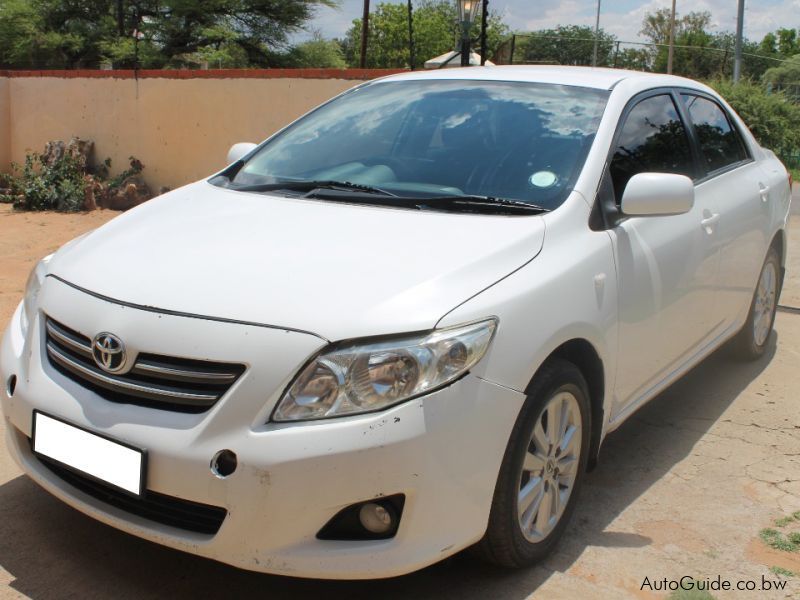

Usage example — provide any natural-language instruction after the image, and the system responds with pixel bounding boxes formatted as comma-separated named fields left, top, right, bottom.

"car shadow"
left=0, top=334, right=778, bottom=600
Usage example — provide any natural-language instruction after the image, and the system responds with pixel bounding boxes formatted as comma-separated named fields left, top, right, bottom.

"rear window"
left=682, top=94, right=749, bottom=173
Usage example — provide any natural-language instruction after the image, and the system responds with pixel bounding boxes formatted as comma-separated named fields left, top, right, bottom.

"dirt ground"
left=0, top=192, right=799, bottom=600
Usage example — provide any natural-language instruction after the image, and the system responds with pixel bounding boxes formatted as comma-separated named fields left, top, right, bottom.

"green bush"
left=708, top=79, right=800, bottom=167
left=0, top=145, right=146, bottom=212
left=2, top=151, right=88, bottom=212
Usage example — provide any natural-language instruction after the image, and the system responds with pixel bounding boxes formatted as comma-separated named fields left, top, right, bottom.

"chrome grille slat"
left=47, top=342, right=219, bottom=405
left=45, top=319, right=93, bottom=359
left=132, top=359, right=238, bottom=384
left=44, top=316, right=245, bottom=413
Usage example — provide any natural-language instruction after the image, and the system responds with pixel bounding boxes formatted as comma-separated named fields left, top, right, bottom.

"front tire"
left=475, top=358, right=591, bottom=568
left=732, top=247, right=781, bottom=360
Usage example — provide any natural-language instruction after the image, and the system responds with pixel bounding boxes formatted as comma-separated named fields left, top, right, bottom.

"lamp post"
left=457, top=0, right=480, bottom=67
left=733, top=0, right=745, bottom=82
left=360, top=0, right=370, bottom=69
left=591, top=0, right=601, bottom=67
left=667, top=0, right=676, bottom=74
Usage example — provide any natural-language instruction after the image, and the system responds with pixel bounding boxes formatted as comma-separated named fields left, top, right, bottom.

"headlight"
left=21, top=255, right=52, bottom=335
left=272, top=319, right=497, bottom=422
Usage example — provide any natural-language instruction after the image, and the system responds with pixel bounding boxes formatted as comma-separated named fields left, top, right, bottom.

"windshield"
left=217, top=79, right=609, bottom=211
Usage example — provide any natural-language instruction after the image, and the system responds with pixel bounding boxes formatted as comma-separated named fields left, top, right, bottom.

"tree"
left=760, top=32, right=778, bottom=56
left=776, top=28, right=799, bottom=57
left=640, top=9, right=720, bottom=75
left=763, top=54, right=800, bottom=100
left=520, top=25, right=615, bottom=66
left=0, top=0, right=120, bottom=68
left=614, top=47, right=650, bottom=71
left=0, top=0, right=43, bottom=68
left=341, top=0, right=508, bottom=68
left=287, top=31, right=346, bottom=68
left=641, top=9, right=711, bottom=47
left=0, top=0, right=336, bottom=68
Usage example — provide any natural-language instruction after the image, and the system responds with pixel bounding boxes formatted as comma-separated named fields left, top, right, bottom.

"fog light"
left=359, top=502, right=393, bottom=534
left=317, top=494, right=405, bottom=540
left=6, top=375, right=16, bottom=397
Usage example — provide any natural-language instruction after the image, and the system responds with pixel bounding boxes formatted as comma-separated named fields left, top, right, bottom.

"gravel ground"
left=0, top=188, right=799, bottom=599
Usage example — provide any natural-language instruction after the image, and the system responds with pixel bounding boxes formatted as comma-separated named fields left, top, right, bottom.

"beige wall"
left=4, top=75, right=367, bottom=190
left=0, top=78, right=10, bottom=175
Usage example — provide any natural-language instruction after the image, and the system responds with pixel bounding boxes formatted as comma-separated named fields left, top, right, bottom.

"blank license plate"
left=32, top=411, right=145, bottom=496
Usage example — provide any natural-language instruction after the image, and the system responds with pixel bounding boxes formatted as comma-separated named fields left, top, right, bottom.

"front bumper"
left=1, top=278, right=525, bottom=579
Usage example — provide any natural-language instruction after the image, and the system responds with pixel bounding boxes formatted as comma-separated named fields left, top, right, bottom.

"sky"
left=300, top=0, right=800, bottom=45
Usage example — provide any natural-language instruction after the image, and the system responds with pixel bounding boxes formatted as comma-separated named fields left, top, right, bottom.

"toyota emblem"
left=92, top=332, right=126, bottom=373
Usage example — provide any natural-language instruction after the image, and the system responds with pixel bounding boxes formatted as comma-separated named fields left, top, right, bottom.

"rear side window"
left=610, top=94, right=694, bottom=202
left=682, top=94, right=748, bottom=173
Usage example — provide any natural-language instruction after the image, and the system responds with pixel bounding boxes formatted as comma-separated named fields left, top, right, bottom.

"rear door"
left=678, top=92, right=771, bottom=330
left=607, top=91, right=721, bottom=417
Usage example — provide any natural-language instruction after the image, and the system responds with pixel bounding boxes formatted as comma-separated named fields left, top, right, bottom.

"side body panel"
left=695, top=161, right=770, bottom=330
left=437, top=193, right=619, bottom=441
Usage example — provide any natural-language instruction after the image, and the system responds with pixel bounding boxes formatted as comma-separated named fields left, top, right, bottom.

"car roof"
left=377, top=65, right=705, bottom=92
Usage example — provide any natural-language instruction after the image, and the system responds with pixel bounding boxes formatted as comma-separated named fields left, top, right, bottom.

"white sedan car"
left=1, top=66, right=791, bottom=579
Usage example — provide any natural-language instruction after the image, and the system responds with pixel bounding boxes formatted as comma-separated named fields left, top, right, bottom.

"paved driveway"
left=0, top=193, right=799, bottom=599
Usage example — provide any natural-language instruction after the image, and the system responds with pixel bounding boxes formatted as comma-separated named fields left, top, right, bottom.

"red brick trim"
left=0, top=68, right=406, bottom=80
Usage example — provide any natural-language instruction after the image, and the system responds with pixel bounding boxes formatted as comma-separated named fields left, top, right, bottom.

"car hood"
left=48, top=181, right=546, bottom=341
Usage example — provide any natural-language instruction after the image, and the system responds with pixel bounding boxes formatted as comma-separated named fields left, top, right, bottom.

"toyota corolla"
left=0, top=66, right=791, bottom=579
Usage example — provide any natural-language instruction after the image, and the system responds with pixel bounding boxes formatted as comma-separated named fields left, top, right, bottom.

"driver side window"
left=610, top=94, right=695, bottom=203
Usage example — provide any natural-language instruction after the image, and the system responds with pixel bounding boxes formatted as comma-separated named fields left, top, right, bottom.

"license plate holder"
left=32, top=410, right=146, bottom=497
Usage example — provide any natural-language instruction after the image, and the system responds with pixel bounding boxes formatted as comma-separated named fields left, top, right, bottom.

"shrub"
left=3, top=151, right=88, bottom=212
left=0, top=140, right=149, bottom=212
left=708, top=78, right=800, bottom=167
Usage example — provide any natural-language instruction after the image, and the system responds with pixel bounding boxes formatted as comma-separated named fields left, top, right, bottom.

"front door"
left=607, top=91, right=720, bottom=418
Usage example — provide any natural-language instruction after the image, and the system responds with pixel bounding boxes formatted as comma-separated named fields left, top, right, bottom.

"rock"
left=42, top=137, right=93, bottom=169
left=67, top=137, right=93, bottom=168
left=41, top=140, right=66, bottom=166
left=102, top=174, right=152, bottom=210
left=83, top=175, right=103, bottom=211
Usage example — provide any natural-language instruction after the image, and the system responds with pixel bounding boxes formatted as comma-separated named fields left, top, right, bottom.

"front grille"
left=45, top=316, right=245, bottom=413
left=35, top=451, right=227, bottom=535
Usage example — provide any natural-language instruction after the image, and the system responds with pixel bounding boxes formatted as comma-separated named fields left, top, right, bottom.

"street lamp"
left=457, top=0, right=480, bottom=66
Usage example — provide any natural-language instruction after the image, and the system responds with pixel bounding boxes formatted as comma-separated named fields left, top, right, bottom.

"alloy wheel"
left=516, top=391, right=582, bottom=542
left=753, top=261, right=777, bottom=347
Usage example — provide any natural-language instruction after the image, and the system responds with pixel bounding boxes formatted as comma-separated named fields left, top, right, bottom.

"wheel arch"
left=769, top=229, right=786, bottom=291
left=770, top=229, right=785, bottom=262
left=525, top=338, right=606, bottom=472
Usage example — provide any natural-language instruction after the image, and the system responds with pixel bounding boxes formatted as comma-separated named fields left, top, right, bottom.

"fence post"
left=0, top=77, right=9, bottom=174
left=480, top=0, right=488, bottom=65
left=407, top=0, right=415, bottom=70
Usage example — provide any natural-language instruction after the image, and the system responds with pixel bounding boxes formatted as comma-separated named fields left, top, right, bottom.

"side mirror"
left=620, top=173, right=694, bottom=216
left=227, top=142, right=257, bottom=165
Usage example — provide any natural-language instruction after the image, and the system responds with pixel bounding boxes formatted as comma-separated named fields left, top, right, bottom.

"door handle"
left=759, top=183, right=770, bottom=202
left=700, top=213, right=720, bottom=234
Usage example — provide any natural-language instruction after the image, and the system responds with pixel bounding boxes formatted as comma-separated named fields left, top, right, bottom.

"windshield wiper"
left=224, top=181, right=546, bottom=215
left=416, top=195, right=549, bottom=214
left=294, top=191, right=547, bottom=215
left=229, top=179, right=397, bottom=197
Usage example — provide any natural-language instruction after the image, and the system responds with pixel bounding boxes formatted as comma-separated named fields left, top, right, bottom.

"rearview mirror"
left=227, top=142, right=257, bottom=165
left=620, top=173, right=694, bottom=216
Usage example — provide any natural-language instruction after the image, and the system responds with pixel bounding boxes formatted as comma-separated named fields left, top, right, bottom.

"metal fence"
left=493, top=33, right=794, bottom=87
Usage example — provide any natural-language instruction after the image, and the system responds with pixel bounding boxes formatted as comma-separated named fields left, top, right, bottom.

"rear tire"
left=474, top=358, right=591, bottom=568
left=732, top=247, right=781, bottom=360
